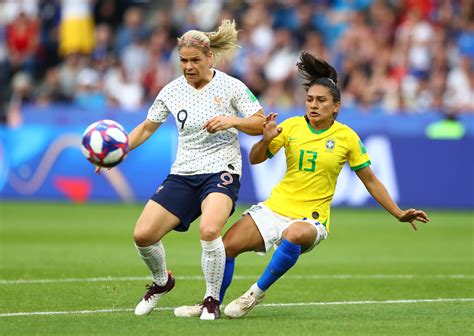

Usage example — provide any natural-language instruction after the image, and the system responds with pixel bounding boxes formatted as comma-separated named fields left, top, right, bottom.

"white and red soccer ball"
left=81, top=120, right=129, bottom=168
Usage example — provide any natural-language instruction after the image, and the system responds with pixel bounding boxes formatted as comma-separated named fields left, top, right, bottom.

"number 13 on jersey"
left=298, top=149, right=318, bottom=172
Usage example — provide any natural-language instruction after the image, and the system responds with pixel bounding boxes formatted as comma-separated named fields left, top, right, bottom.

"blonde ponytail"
left=178, top=20, right=239, bottom=65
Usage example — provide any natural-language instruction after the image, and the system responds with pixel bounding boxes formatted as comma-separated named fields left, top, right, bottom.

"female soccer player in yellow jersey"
left=175, top=51, right=430, bottom=319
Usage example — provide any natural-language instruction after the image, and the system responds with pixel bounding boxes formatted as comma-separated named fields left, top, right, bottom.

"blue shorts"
left=150, top=172, right=240, bottom=232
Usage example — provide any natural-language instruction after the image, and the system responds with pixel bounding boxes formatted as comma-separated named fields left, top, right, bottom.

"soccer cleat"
left=200, top=296, right=221, bottom=320
left=224, top=288, right=265, bottom=318
left=174, top=303, right=203, bottom=318
left=134, top=271, right=175, bottom=316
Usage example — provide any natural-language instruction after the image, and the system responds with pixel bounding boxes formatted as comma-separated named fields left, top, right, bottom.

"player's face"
left=179, top=46, right=213, bottom=88
left=305, top=85, right=340, bottom=129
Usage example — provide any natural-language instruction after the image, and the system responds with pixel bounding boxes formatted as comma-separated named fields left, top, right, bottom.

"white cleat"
left=174, top=304, right=203, bottom=318
left=224, top=288, right=265, bottom=318
left=134, top=271, right=175, bottom=316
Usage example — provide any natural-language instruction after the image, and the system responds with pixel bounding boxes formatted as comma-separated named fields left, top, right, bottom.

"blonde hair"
left=177, top=20, right=239, bottom=65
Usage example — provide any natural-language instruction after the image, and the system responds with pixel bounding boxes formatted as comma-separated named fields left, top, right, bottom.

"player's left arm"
left=355, top=166, right=430, bottom=230
left=204, top=109, right=265, bottom=135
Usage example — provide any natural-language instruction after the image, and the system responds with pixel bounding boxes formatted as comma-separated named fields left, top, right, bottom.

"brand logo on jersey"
left=155, top=185, right=164, bottom=194
left=288, top=136, right=298, bottom=141
left=325, top=139, right=335, bottom=152
left=214, top=96, right=223, bottom=107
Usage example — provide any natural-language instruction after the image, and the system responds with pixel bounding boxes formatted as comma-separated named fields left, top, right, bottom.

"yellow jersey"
left=264, top=117, right=371, bottom=232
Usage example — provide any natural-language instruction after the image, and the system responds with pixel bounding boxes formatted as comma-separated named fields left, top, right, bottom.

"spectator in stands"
left=104, top=63, right=144, bottom=111
left=73, top=67, right=107, bottom=110
left=444, top=55, right=473, bottom=113
left=57, top=53, right=83, bottom=100
left=115, top=7, right=149, bottom=57
left=7, top=71, right=33, bottom=127
left=5, top=11, right=39, bottom=79
left=34, top=67, right=70, bottom=106
left=58, top=0, right=95, bottom=56
left=2, top=0, right=471, bottom=116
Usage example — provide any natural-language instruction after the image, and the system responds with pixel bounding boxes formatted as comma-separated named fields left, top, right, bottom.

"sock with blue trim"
left=219, top=257, right=235, bottom=303
left=257, top=239, right=301, bottom=291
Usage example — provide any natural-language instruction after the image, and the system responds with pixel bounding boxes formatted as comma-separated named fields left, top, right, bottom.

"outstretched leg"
left=225, top=221, right=320, bottom=318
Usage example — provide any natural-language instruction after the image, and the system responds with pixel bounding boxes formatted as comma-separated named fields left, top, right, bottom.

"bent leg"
left=224, top=221, right=317, bottom=318
left=220, top=214, right=266, bottom=302
left=133, top=200, right=180, bottom=315
left=134, top=201, right=180, bottom=285
left=257, top=221, right=318, bottom=290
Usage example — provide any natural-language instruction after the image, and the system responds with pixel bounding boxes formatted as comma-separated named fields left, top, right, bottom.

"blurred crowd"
left=1, top=0, right=473, bottom=124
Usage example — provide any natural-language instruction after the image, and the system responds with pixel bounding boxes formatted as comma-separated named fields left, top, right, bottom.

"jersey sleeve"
left=348, top=131, right=371, bottom=171
left=267, top=120, right=288, bottom=158
left=146, top=88, right=170, bottom=123
left=231, top=80, right=263, bottom=118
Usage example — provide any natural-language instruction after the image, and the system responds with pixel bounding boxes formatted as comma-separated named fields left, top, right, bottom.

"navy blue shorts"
left=150, top=172, right=240, bottom=232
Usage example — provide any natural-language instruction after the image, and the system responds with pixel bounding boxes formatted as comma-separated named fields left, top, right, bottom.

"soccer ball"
left=81, top=120, right=129, bottom=168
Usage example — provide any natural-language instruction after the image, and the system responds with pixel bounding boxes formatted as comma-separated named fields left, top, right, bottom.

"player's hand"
left=204, top=116, right=234, bottom=133
left=398, top=208, right=430, bottom=231
left=263, top=112, right=282, bottom=142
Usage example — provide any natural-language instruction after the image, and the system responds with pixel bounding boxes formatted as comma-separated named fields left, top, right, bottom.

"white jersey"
left=147, top=69, right=262, bottom=176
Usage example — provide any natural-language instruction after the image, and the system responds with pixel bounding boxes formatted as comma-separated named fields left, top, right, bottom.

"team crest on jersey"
left=325, top=139, right=335, bottom=152
left=214, top=96, right=223, bottom=107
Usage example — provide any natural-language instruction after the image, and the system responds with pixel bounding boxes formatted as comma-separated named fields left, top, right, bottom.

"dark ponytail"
left=297, top=52, right=341, bottom=104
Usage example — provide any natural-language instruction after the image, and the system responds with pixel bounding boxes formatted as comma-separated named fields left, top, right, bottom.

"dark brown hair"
left=297, top=51, right=341, bottom=104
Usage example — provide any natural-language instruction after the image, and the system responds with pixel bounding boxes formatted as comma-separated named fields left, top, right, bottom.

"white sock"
left=250, top=283, right=265, bottom=297
left=136, top=241, right=168, bottom=286
left=201, top=237, right=225, bottom=301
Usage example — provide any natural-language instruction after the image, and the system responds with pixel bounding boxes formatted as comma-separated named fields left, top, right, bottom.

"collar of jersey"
left=186, top=69, right=216, bottom=92
left=305, top=118, right=330, bottom=134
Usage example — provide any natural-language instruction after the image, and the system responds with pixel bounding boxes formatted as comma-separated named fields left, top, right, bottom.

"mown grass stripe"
left=1, top=298, right=472, bottom=318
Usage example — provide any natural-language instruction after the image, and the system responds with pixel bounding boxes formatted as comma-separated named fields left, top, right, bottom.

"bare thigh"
left=223, top=214, right=265, bottom=258
left=133, top=200, right=181, bottom=247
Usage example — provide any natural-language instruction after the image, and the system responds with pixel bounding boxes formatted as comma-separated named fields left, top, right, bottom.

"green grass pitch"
left=0, top=202, right=472, bottom=335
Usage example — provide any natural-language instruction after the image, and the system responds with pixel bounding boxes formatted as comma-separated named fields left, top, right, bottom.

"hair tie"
left=179, top=37, right=210, bottom=49
left=326, top=78, right=336, bottom=85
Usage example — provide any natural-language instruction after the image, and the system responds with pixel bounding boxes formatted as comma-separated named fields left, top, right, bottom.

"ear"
left=333, top=101, right=341, bottom=116
left=207, top=52, right=213, bottom=67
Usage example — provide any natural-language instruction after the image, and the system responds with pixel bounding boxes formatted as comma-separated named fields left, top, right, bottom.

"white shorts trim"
left=244, top=202, right=328, bottom=255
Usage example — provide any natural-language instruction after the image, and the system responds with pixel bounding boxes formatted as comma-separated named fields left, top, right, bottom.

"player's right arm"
left=128, top=119, right=162, bottom=151
left=94, top=119, right=161, bottom=175
left=249, top=113, right=282, bottom=164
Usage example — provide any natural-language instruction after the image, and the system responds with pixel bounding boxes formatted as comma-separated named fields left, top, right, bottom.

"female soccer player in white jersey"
left=175, top=52, right=429, bottom=319
left=123, top=20, right=265, bottom=320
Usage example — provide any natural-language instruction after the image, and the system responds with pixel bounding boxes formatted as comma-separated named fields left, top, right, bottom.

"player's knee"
left=284, top=226, right=316, bottom=247
left=199, top=225, right=220, bottom=241
left=133, top=225, right=154, bottom=247
left=223, top=236, right=241, bottom=258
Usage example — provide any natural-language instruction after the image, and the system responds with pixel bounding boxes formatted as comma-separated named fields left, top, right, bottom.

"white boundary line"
left=1, top=298, right=473, bottom=318
left=0, top=274, right=472, bottom=285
